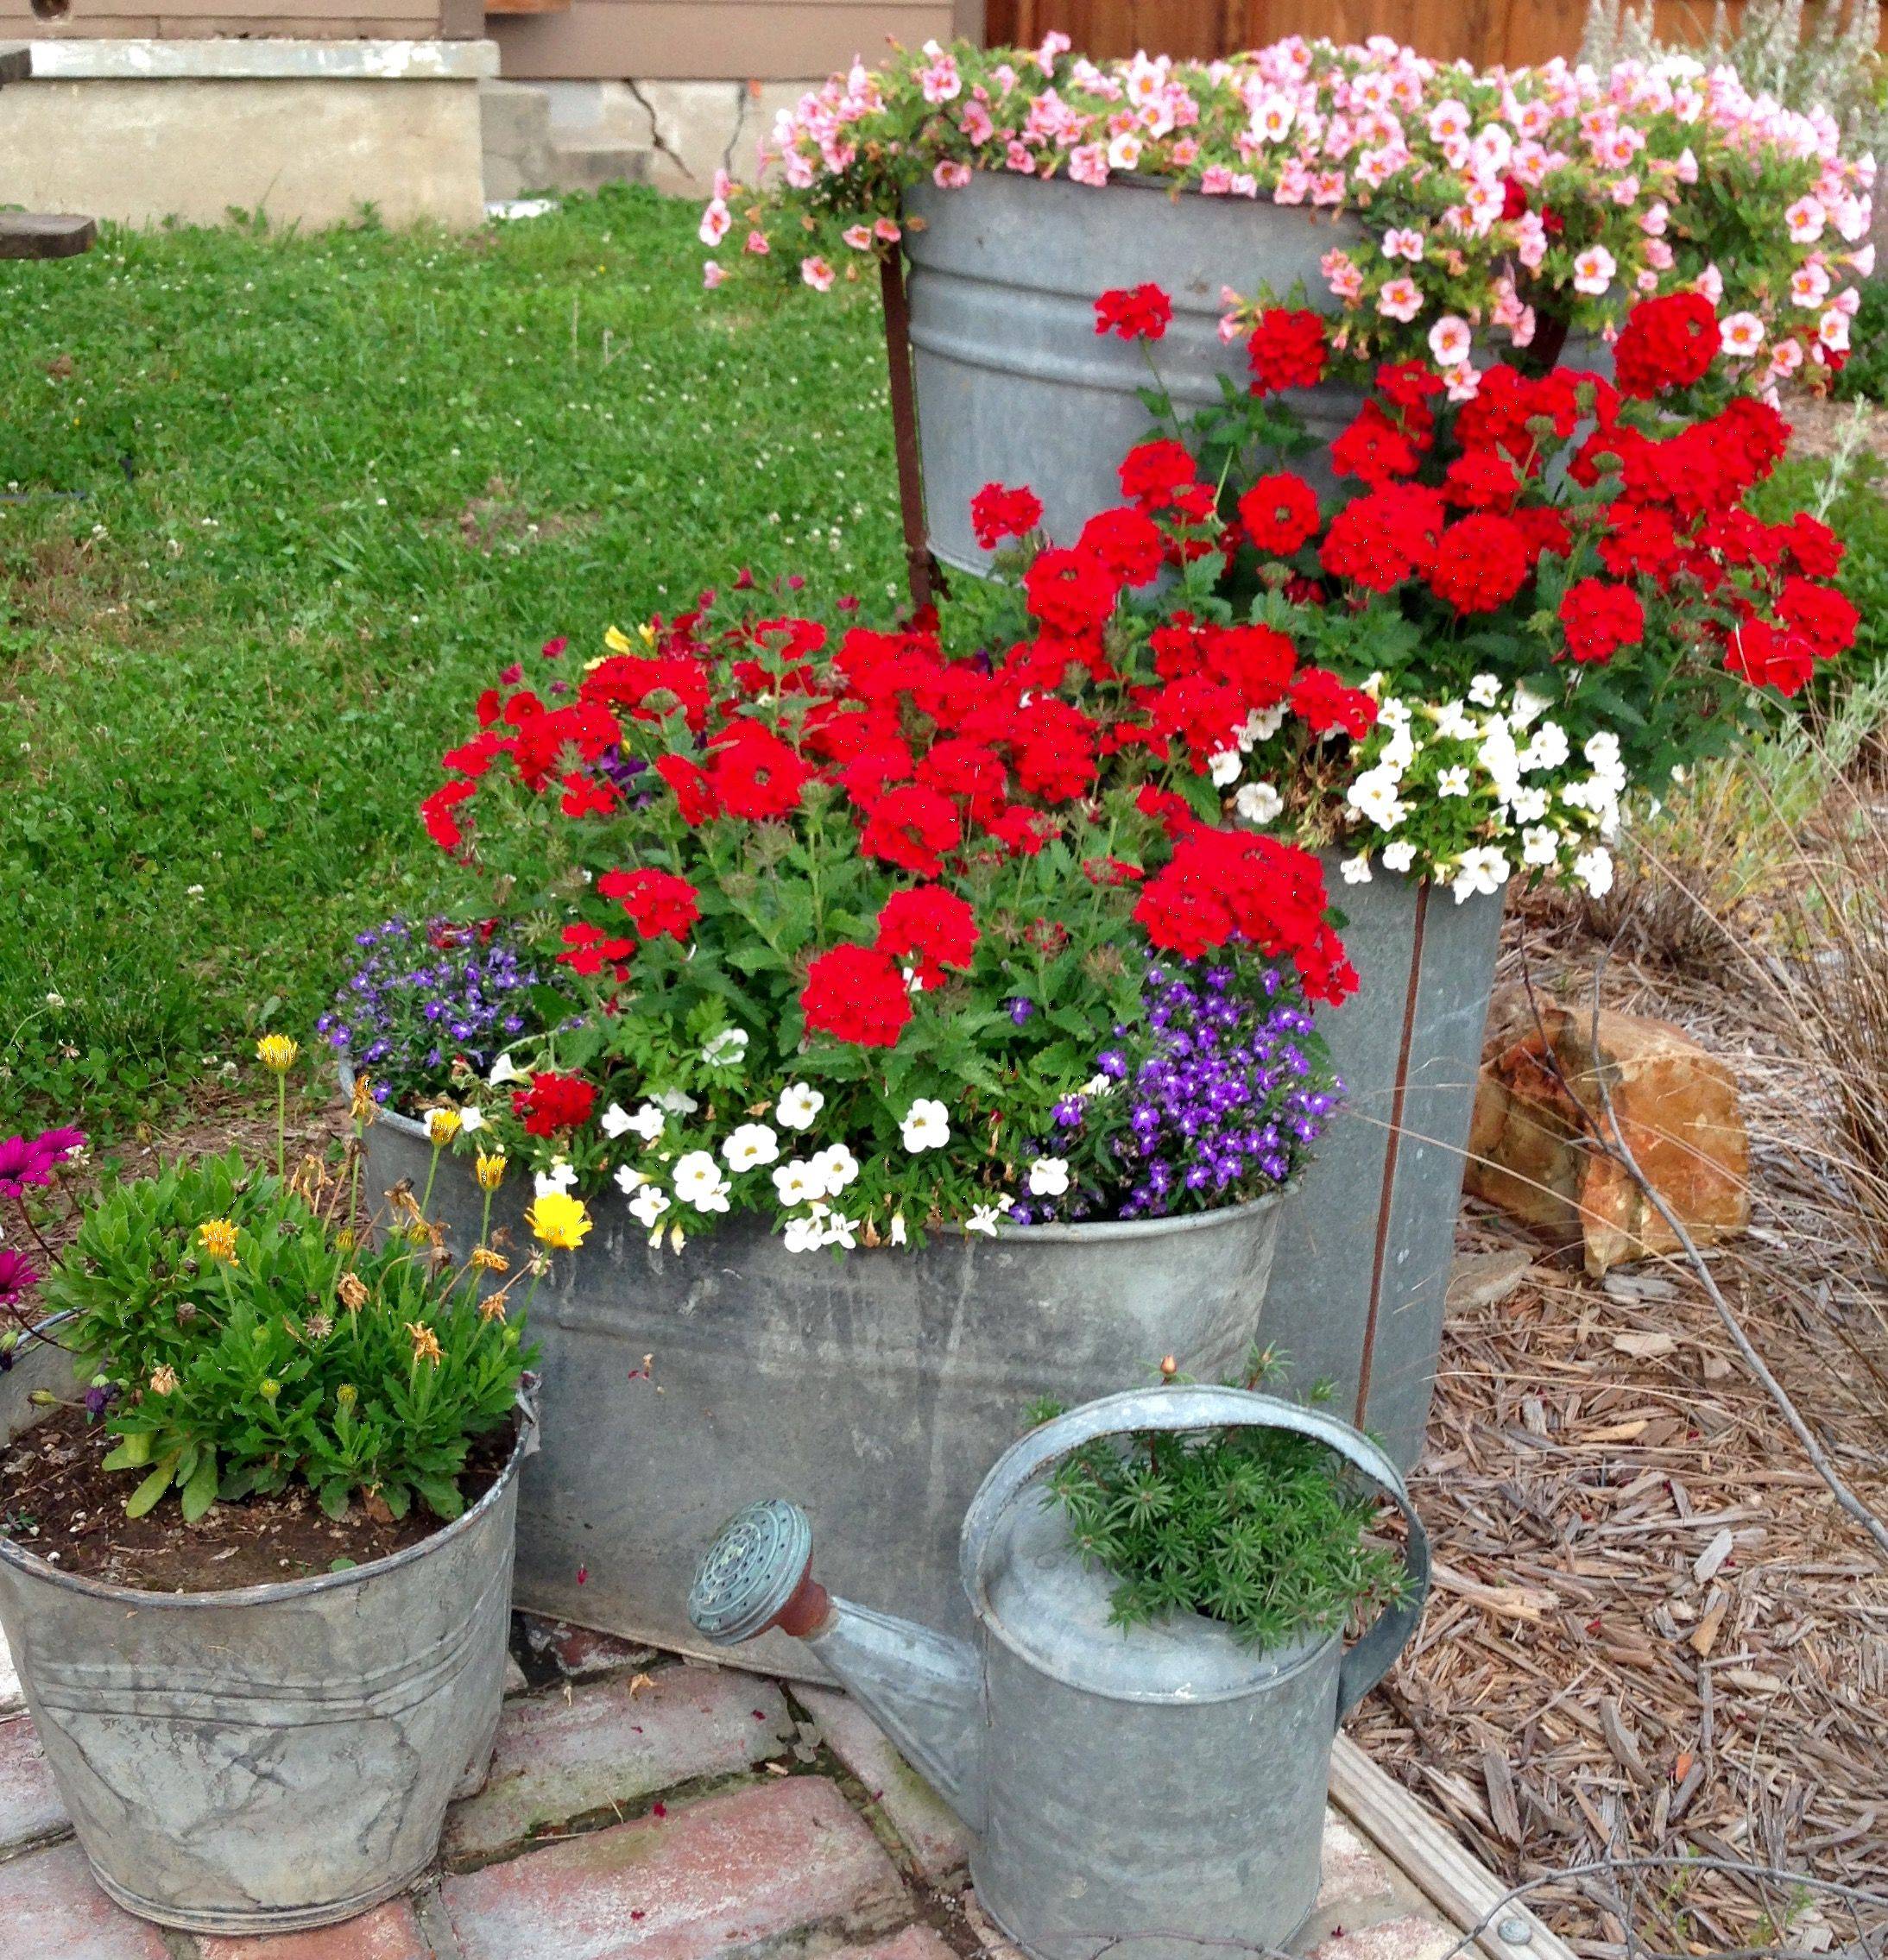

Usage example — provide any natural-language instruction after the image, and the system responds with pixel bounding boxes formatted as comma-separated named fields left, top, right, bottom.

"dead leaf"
left=1613, top=1331, right=1678, bottom=1359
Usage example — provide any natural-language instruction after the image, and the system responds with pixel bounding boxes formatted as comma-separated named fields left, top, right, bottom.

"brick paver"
left=0, top=1709, right=68, bottom=1852
left=798, top=1686, right=969, bottom=1881
left=197, top=1897, right=430, bottom=1960
left=0, top=1838, right=172, bottom=1959
left=521, top=1617, right=658, bottom=1681
left=439, top=1776, right=908, bottom=1960
left=445, top=1667, right=793, bottom=1861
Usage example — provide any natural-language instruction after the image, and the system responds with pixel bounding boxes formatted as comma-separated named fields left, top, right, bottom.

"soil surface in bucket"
left=0, top=1406, right=515, bottom=1591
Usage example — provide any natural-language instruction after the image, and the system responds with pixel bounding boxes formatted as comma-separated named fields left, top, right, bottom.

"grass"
left=0, top=192, right=903, bottom=1139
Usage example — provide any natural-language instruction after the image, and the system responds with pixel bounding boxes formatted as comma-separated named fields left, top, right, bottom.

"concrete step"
left=480, top=79, right=553, bottom=203
left=544, top=140, right=653, bottom=193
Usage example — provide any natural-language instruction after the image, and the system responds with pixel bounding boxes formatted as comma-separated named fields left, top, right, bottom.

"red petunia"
left=1424, top=515, right=1531, bottom=615
left=1093, top=282, right=1173, bottom=342
left=1247, top=308, right=1328, bottom=395
left=598, top=867, right=701, bottom=941
left=800, top=944, right=912, bottom=1048
left=1237, top=475, right=1321, bottom=558
left=859, top=784, right=963, bottom=876
left=512, top=1071, right=597, bottom=1137
left=1023, top=548, right=1121, bottom=634
left=707, top=722, right=810, bottom=821
left=1612, top=292, right=1721, bottom=399
left=875, top=885, right=979, bottom=981
left=1557, top=579, right=1645, bottom=665
left=969, top=482, right=1044, bottom=551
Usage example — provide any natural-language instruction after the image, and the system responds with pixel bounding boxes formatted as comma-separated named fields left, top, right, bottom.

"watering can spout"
left=689, top=1501, right=986, bottom=1836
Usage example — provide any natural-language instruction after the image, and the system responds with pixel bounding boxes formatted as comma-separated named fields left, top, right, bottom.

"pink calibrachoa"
left=700, top=35, right=1872, bottom=386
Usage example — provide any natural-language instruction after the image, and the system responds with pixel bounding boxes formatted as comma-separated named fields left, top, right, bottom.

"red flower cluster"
left=1093, top=282, right=1173, bottom=342
left=1557, top=579, right=1645, bottom=665
left=598, top=867, right=701, bottom=941
left=512, top=1072, right=597, bottom=1138
left=1247, top=309, right=1328, bottom=395
left=1238, top=474, right=1321, bottom=557
left=875, top=885, right=978, bottom=986
left=969, top=481, right=1044, bottom=551
left=1612, top=293, right=1721, bottom=400
left=799, top=943, right=912, bottom=1048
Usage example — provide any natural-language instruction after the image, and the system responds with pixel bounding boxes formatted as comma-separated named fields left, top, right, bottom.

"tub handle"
left=961, top=1384, right=1429, bottom=1723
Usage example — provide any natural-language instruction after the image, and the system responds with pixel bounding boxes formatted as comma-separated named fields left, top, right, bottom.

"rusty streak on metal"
left=879, top=249, right=936, bottom=614
left=1356, top=881, right=1430, bottom=1427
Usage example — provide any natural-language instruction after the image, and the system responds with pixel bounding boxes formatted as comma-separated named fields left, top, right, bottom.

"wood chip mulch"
left=1358, top=900, right=1888, bottom=1957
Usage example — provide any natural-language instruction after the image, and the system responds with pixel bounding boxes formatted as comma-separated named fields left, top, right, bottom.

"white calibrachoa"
left=901, top=1099, right=951, bottom=1152
left=775, top=1081, right=824, bottom=1130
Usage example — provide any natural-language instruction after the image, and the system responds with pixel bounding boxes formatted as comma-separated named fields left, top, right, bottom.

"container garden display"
left=702, top=35, right=1871, bottom=573
left=0, top=1112, right=536, bottom=1935
left=687, top=1380, right=1430, bottom=1960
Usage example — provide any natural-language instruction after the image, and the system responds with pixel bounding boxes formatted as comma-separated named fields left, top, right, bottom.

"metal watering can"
left=689, top=1385, right=1430, bottom=1960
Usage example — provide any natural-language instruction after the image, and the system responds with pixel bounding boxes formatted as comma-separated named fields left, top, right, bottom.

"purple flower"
left=0, top=1247, right=38, bottom=1311
left=1007, top=997, right=1036, bottom=1026
left=0, top=1127, right=85, bottom=1200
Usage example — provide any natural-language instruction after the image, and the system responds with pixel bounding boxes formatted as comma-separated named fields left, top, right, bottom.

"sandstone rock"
left=1466, top=991, right=1748, bottom=1276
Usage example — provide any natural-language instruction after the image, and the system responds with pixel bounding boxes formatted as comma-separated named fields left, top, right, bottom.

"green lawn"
left=0, top=192, right=903, bottom=1138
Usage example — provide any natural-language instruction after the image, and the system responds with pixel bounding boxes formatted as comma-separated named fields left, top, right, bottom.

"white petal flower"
left=900, top=1099, right=951, bottom=1153
left=889, top=1213, right=908, bottom=1246
left=1509, top=683, right=1552, bottom=730
left=1340, top=851, right=1373, bottom=884
left=534, top=1157, right=578, bottom=1198
left=1026, top=1156, right=1070, bottom=1198
left=1509, top=785, right=1550, bottom=823
left=966, top=1203, right=1006, bottom=1237
left=1208, top=747, right=1242, bottom=787
left=1431, top=699, right=1477, bottom=741
left=1437, top=766, right=1472, bottom=797
left=701, top=1028, right=749, bottom=1067
left=782, top=1213, right=824, bottom=1253
left=1381, top=839, right=1418, bottom=874
left=1519, top=721, right=1570, bottom=772
left=1449, top=847, right=1511, bottom=902
left=600, top=1101, right=638, bottom=1139
left=775, top=1082, right=824, bottom=1131
left=1574, top=847, right=1614, bottom=897
left=488, top=1054, right=522, bottom=1087
left=673, top=1150, right=731, bottom=1212
left=1241, top=703, right=1288, bottom=745
left=656, top=1087, right=700, bottom=1115
left=1522, top=824, right=1561, bottom=867
left=628, top=1184, right=671, bottom=1229
left=820, top=1210, right=859, bottom=1250
left=1234, top=780, right=1283, bottom=825
left=615, top=1163, right=650, bottom=1194
left=722, top=1123, right=780, bottom=1171
left=811, top=1144, right=860, bottom=1192
left=1468, top=672, right=1503, bottom=708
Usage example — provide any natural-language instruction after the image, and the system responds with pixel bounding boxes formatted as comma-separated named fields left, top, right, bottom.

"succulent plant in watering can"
left=690, top=1385, right=1430, bottom=1960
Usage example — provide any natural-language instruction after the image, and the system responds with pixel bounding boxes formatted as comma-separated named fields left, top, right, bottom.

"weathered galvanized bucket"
left=1265, top=854, right=1506, bottom=1468
left=355, top=1082, right=1286, bottom=1683
left=689, top=1383, right=1430, bottom=1960
left=0, top=1323, right=530, bottom=1935
left=903, top=171, right=1367, bottom=572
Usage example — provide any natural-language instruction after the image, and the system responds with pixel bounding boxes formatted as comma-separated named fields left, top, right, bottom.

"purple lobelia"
left=319, top=917, right=543, bottom=1106
left=1007, top=952, right=1341, bottom=1226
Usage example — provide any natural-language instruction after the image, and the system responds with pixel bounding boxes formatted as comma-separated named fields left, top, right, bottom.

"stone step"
left=480, top=79, right=553, bottom=203
left=544, top=142, right=654, bottom=194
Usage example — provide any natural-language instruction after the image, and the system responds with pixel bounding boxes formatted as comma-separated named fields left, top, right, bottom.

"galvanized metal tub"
left=356, top=1087, right=1285, bottom=1685
left=0, top=1325, right=528, bottom=1936
left=903, top=171, right=1367, bottom=573
left=1259, top=856, right=1507, bottom=1469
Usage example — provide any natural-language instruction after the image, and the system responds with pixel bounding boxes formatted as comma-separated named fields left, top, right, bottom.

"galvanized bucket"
left=0, top=1323, right=530, bottom=1935
left=1261, top=855, right=1507, bottom=1468
left=903, top=171, right=1366, bottom=572
left=689, top=1384, right=1430, bottom=1960
left=354, top=1083, right=1286, bottom=1683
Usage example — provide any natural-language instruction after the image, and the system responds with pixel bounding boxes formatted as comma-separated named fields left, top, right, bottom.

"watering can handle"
left=960, top=1385, right=1429, bottom=1724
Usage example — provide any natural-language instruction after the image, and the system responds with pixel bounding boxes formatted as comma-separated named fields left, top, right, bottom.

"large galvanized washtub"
left=0, top=1326, right=528, bottom=1936
left=356, top=1085, right=1287, bottom=1685
left=903, top=171, right=1367, bottom=572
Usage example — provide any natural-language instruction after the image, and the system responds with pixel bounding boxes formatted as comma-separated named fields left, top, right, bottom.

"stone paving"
left=0, top=1617, right=1462, bottom=1960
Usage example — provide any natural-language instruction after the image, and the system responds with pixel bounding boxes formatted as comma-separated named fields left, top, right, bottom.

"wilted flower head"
left=406, top=1320, right=444, bottom=1366
left=149, top=1364, right=179, bottom=1396
left=337, top=1270, right=369, bottom=1312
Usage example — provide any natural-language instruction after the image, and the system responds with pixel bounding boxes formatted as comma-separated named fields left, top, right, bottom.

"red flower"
left=1330, top=400, right=1421, bottom=486
left=560, top=772, right=620, bottom=819
left=1596, top=503, right=1682, bottom=585
left=1023, top=548, right=1121, bottom=634
left=1237, top=475, right=1321, bottom=557
left=1557, top=579, right=1645, bottom=665
left=917, top=738, right=1008, bottom=820
left=1319, top=485, right=1444, bottom=592
left=800, top=944, right=912, bottom=1048
left=1247, top=308, right=1327, bottom=394
left=1133, top=866, right=1236, bottom=959
left=1077, top=506, right=1165, bottom=586
left=1424, top=515, right=1531, bottom=615
left=1443, top=450, right=1522, bottom=512
left=512, top=1072, right=597, bottom=1137
left=875, top=885, right=979, bottom=980
left=1288, top=667, right=1378, bottom=740
left=1724, top=618, right=1816, bottom=696
left=420, top=780, right=474, bottom=852
left=707, top=722, right=809, bottom=820
left=969, top=482, right=1044, bottom=551
left=654, top=754, right=719, bottom=825
left=1118, top=439, right=1200, bottom=512
left=1786, top=513, right=1844, bottom=580
left=598, top=867, right=701, bottom=941
left=1202, top=623, right=1298, bottom=709
left=1613, top=293, right=1721, bottom=399
left=559, top=922, right=636, bottom=978
left=1775, top=576, right=1859, bottom=660
left=860, top=784, right=963, bottom=876
left=1093, top=282, right=1173, bottom=342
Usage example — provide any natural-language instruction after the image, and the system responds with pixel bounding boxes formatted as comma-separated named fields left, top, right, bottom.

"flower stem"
left=275, top=1073, right=287, bottom=1182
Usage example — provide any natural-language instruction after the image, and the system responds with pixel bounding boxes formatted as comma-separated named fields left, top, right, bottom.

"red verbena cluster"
left=1093, top=282, right=1173, bottom=343
left=1246, top=308, right=1329, bottom=394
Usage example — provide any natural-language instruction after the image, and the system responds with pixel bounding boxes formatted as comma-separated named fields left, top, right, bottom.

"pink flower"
left=1005, top=140, right=1034, bottom=173
left=1785, top=194, right=1826, bottom=243
left=1382, top=226, right=1424, bottom=261
left=702, top=260, right=725, bottom=289
left=1068, top=143, right=1109, bottom=187
left=1571, top=245, right=1615, bottom=295
left=744, top=230, right=770, bottom=255
left=919, top=47, right=961, bottom=104
left=842, top=224, right=873, bottom=250
left=873, top=217, right=902, bottom=243
left=800, top=255, right=836, bottom=292
left=1818, top=306, right=1850, bottom=352
left=698, top=199, right=731, bottom=247
left=1377, top=276, right=1422, bottom=323
left=932, top=159, right=972, bottom=190
left=1790, top=262, right=1831, bottom=309
left=1428, top=313, right=1472, bottom=365
left=1720, top=312, right=1765, bottom=356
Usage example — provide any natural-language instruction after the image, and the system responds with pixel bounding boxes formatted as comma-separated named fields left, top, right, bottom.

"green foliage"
left=1833, top=280, right=1888, bottom=406
left=1032, top=1364, right=1409, bottom=1654
left=0, top=192, right=900, bottom=1137
left=43, top=1149, right=532, bottom=1522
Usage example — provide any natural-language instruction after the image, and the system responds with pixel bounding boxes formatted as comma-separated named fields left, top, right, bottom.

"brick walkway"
left=0, top=1617, right=1462, bottom=1960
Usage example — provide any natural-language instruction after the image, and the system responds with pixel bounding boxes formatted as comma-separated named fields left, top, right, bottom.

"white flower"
left=615, top=1163, right=650, bottom=1194
left=900, top=1099, right=950, bottom=1154
left=673, top=1150, right=732, bottom=1212
left=1519, top=721, right=1570, bottom=772
left=1380, top=725, right=1418, bottom=773
left=775, top=1082, right=824, bottom=1131
left=1340, top=851, right=1373, bottom=885
left=1574, top=847, right=1615, bottom=898
left=773, top=1159, right=826, bottom=1206
left=1241, top=703, right=1287, bottom=745
left=1572, top=244, right=1615, bottom=295
left=602, top=1100, right=653, bottom=1140
left=1081, top=1073, right=1117, bottom=1099
left=1234, top=780, right=1284, bottom=825
left=1437, top=766, right=1472, bottom=798
left=1450, top=847, right=1511, bottom=902
left=702, top=1028, right=749, bottom=1067
left=1377, top=697, right=1411, bottom=731
left=966, top=1203, right=1006, bottom=1237
left=458, top=1106, right=485, bottom=1133
left=656, top=1087, right=700, bottom=1115
left=889, top=1213, right=908, bottom=1246
left=488, top=1053, right=522, bottom=1087
left=1522, top=824, right=1561, bottom=867
left=723, top=1123, right=780, bottom=1171
left=1509, top=683, right=1552, bottom=729
left=1430, top=699, right=1477, bottom=741
left=1381, top=839, right=1418, bottom=874
left=781, top=1213, right=824, bottom=1253
left=1026, top=1156, right=1070, bottom=1198
left=534, top=1157, right=578, bottom=1197
left=820, top=1210, right=860, bottom=1250
left=628, top=1184, right=671, bottom=1230
left=1347, top=765, right=1407, bottom=830
left=811, top=1144, right=860, bottom=1192
left=1509, top=785, right=1550, bottom=823
left=1208, top=747, right=1242, bottom=787
left=1468, top=672, right=1503, bottom=708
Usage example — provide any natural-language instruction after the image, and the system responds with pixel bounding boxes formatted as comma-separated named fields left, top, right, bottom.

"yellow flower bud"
left=337, top=1382, right=357, bottom=1409
left=256, top=1034, right=300, bottom=1075
left=260, top=1378, right=281, bottom=1402
left=475, top=1150, right=508, bottom=1192
left=196, top=1218, right=238, bottom=1264
left=426, top=1107, right=463, bottom=1148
